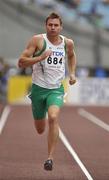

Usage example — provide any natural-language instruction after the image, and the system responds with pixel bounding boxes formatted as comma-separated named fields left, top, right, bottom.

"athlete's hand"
left=39, top=49, right=52, bottom=61
left=69, top=74, right=76, bottom=85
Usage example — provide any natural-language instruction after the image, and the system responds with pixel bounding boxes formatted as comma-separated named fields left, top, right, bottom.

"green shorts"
left=29, top=84, right=64, bottom=120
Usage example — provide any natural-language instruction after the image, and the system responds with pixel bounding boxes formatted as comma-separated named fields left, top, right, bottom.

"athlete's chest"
left=44, top=44, right=66, bottom=69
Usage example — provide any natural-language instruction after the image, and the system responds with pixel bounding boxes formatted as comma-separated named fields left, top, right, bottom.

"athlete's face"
left=46, top=18, right=62, bottom=37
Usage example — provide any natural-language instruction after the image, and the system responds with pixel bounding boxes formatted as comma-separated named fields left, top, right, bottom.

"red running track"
left=0, top=105, right=109, bottom=180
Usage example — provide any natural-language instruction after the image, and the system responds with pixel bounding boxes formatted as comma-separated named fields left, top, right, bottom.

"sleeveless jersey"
left=32, top=34, right=66, bottom=89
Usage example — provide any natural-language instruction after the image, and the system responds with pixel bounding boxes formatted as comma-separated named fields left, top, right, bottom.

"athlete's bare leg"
left=34, top=107, right=60, bottom=170
left=47, top=105, right=60, bottom=160
left=34, top=120, right=46, bottom=134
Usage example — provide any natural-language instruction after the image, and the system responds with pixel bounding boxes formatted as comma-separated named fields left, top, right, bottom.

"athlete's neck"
left=47, top=34, right=62, bottom=45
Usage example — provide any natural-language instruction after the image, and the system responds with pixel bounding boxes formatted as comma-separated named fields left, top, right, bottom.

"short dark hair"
left=45, top=12, right=62, bottom=25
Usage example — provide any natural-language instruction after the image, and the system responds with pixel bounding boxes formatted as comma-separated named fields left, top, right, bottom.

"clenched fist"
left=69, top=74, right=76, bottom=85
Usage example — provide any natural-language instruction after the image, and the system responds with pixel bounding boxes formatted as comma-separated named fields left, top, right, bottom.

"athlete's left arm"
left=66, top=38, right=77, bottom=85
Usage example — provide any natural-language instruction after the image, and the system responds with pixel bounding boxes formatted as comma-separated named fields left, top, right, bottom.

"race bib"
left=45, top=50, right=65, bottom=69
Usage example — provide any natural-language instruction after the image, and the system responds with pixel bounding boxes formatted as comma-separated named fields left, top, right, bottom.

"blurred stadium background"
left=0, top=0, right=109, bottom=105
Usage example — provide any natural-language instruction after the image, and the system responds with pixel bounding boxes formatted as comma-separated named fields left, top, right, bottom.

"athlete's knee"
left=48, top=113, right=58, bottom=124
left=48, top=106, right=60, bottom=125
left=36, top=127, right=45, bottom=134
left=34, top=120, right=45, bottom=134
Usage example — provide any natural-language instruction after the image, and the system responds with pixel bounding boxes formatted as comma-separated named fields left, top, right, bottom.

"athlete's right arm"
left=18, top=36, right=52, bottom=68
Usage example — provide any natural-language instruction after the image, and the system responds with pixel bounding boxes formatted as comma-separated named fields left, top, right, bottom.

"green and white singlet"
left=32, top=33, right=66, bottom=89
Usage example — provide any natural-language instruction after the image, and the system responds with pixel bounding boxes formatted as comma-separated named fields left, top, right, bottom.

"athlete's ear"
left=60, top=25, right=63, bottom=31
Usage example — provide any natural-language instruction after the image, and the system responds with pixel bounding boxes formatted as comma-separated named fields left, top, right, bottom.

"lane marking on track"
left=0, top=105, right=11, bottom=135
left=59, top=128, right=93, bottom=180
left=78, top=108, right=109, bottom=132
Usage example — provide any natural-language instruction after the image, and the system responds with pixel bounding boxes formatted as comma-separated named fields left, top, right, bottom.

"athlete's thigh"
left=31, top=97, right=47, bottom=119
left=46, top=89, right=64, bottom=110
left=30, top=85, right=47, bottom=119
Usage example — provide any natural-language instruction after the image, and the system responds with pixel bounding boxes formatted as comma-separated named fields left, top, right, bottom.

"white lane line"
left=59, top=128, right=93, bottom=180
left=78, top=108, right=109, bottom=132
left=0, top=105, right=11, bottom=134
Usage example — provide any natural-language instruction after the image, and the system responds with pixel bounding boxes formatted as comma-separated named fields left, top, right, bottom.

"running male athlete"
left=18, top=12, right=76, bottom=171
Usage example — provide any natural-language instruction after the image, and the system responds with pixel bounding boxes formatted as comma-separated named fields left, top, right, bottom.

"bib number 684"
left=47, top=56, right=62, bottom=65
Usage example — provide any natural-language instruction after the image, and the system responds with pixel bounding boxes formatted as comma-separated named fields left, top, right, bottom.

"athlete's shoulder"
left=32, top=34, right=44, bottom=41
left=64, top=37, right=74, bottom=46
left=64, top=37, right=74, bottom=51
left=30, top=34, right=45, bottom=49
